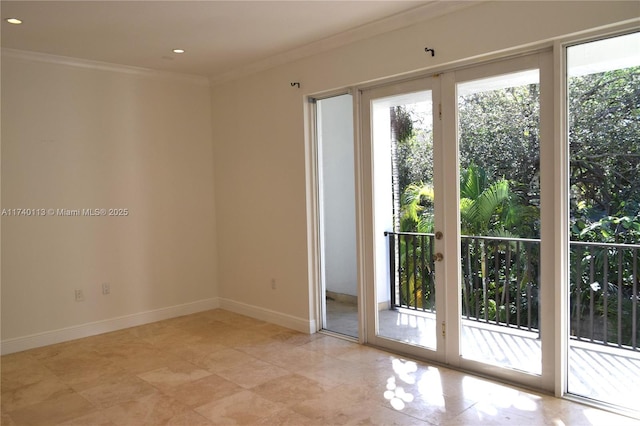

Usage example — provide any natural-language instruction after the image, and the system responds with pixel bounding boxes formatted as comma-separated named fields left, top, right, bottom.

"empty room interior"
left=1, top=1, right=639, bottom=425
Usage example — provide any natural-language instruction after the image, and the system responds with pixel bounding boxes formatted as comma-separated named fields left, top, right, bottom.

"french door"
left=360, top=52, right=553, bottom=388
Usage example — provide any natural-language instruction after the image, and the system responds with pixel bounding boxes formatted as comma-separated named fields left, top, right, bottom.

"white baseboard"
left=219, top=298, right=316, bottom=334
left=1, top=298, right=220, bottom=355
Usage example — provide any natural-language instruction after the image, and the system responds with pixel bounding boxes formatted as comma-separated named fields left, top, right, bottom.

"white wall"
left=210, top=1, right=638, bottom=326
left=1, top=53, right=217, bottom=349
left=318, top=95, right=357, bottom=298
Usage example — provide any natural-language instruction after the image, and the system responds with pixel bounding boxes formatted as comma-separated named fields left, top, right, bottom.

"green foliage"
left=458, top=84, right=541, bottom=208
left=566, top=67, right=640, bottom=347
left=573, top=215, right=640, bottom=244
left=396, top=235, right=436, bottom=311
left=460, top=164, right=512, bottom=236
left=569, top=67, right=640, bottom=219
left=392, top=66, right=639, bottom=344
left=400, top=182, right=434, bottom=233
left=392, top=106, right=434, bottom=196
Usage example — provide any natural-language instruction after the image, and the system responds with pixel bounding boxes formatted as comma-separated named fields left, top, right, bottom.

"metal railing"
left=384, top=232, right=640, bottom=351
left=570, top=240, right=639, bottom=351
left=460, top=235, right=540, bottom=332
left=385, top=231, right=437, bottom=313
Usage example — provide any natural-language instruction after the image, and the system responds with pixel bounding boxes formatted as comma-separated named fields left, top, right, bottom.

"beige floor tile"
left=173, top=320, right=234, bottom=340
left=99, top=341, right=180, bottom=374
left=52, top=330, right=137, bottom=356
left=164, top=409, right=215, bottom=426
left=123, top=321, right=180, bottom=339
left=293, top=356, right=373, bottom=389
left=447, top=402, right=536, bottom=425
left=251, top=322, right=292, bottom=338
left=215, top=359, right=290, bottom=389
left=1, top=352, right=41, bottom=373
left=531, top=395, right=640, bottom=425
left=289, top=387, right=362, bottom=421
left=1, top=356, right=60, bottom=393
left=231, top=340, right=291, bottom=361
left=194, top=389, right=287, bottom=425
left=2, top=309, right=637, bottom=425
left=40, top=351, right=123, bottom=391
left=79, top=375, right=158, bottom=409
left=137, top=361, right=212, bottom=391
left=334, top=344, right=399, bottom=365
left=213, top=328, right=273, bottom=348
left=252, top=373, right=326, bottom=406
left=213, top=312, right=267, bottom=329
left=341, top=401, right=427, bottom=426
left=6, top=392, right=96, bottom=425
left=26, top=340, right=96, bottom=363
left=56, top=410, right=117, bottom=425
left=299, top=335, right=358, bottom=357
left=269, top=329, right=325, bottom=346
left=2, top=375, right=74, bottom=413
left=252, top=407, right=317, bottom=425
left=140, top=327, right=201, bottom=349
left=387, top=388, right=474, bottom=423
left=1, top=412, right=18, bottom=426
left=159, top=338, right=228, bottom=365
left=238, top=344, right=331, bottom=372
left=100, top=392, right=191, bottom=425
left=191, top=347, right=258, bottom=373
left=160, top=374, right=243, bottom=408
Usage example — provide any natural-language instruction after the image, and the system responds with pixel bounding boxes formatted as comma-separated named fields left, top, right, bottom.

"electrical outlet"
left=102, top=282, right=110, bottom=295
left=271, top=278, right=276, bottom=290
left=75, top=289, right=84, bottom=302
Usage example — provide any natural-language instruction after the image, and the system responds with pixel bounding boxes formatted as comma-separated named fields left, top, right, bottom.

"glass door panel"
left=367, top=84, right=439, bottom=351
left=457, top=69, right=542, bottom=375
left=567, top=32, right=640, bottom=412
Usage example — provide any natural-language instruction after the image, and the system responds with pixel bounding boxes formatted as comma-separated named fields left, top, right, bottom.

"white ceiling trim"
left=1, top=48, right=211, bottom=86
left=208, top=0, right=477, bottom=85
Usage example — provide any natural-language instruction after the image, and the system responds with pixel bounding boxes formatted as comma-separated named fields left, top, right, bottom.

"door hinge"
left=438, top=103, right=442, bottom=120
left=441, top=321, right=446, bottom=338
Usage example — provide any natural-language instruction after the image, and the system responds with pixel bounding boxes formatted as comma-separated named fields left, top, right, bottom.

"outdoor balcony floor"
left=325, top=299, right=640, bottom=413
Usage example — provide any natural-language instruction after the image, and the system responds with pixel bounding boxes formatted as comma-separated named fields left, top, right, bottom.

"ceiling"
left=0, top=1, right=465, bottom=80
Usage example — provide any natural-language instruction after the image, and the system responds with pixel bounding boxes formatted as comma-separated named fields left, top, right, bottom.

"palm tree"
left=400, top=182, right=434, bottom=233
left=459, top=164, right=511, bottom=236
left=399, top=164, right=516, bottom=236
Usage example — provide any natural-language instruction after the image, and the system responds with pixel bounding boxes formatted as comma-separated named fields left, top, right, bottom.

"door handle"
left=435, top=231, right=443, bottom=240
left=433, top=252, right=443, bottom=262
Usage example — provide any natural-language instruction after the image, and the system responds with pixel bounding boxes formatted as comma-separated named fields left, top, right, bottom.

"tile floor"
left=1, top=309, right=638, bottom=425
left=325, top=298, right=640, bottom=411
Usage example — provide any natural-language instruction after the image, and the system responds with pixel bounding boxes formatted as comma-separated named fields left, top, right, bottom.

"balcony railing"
left=384, top=231, right=640, bottom=351
left=570, top=240, right=639, bottom=351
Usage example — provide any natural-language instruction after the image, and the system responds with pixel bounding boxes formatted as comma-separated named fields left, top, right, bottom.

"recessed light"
left=172, top=49, right=185, bottom=54
left=5, top=18, right=23, bottom=25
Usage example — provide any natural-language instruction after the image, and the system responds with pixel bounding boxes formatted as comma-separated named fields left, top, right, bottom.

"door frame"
left=304, top=19, right=638, bottom=411
left=357, top=51, right=555, bottom=390
left=359, top=77, right=447, bottom=364
left=306, top=88, right=362, bottom=339
left=448, top=53, right=555, bottom=392
left=555, top=26, right=640, bottom=411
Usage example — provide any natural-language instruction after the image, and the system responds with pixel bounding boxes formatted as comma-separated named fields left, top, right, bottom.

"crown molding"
left=1, top=48, right=210, bottom=86
left=208, top=0, right=479, bottom=86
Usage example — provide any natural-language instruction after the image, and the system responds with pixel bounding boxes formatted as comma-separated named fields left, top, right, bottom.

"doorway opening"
left=316, top=94, right=358, bottom=338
